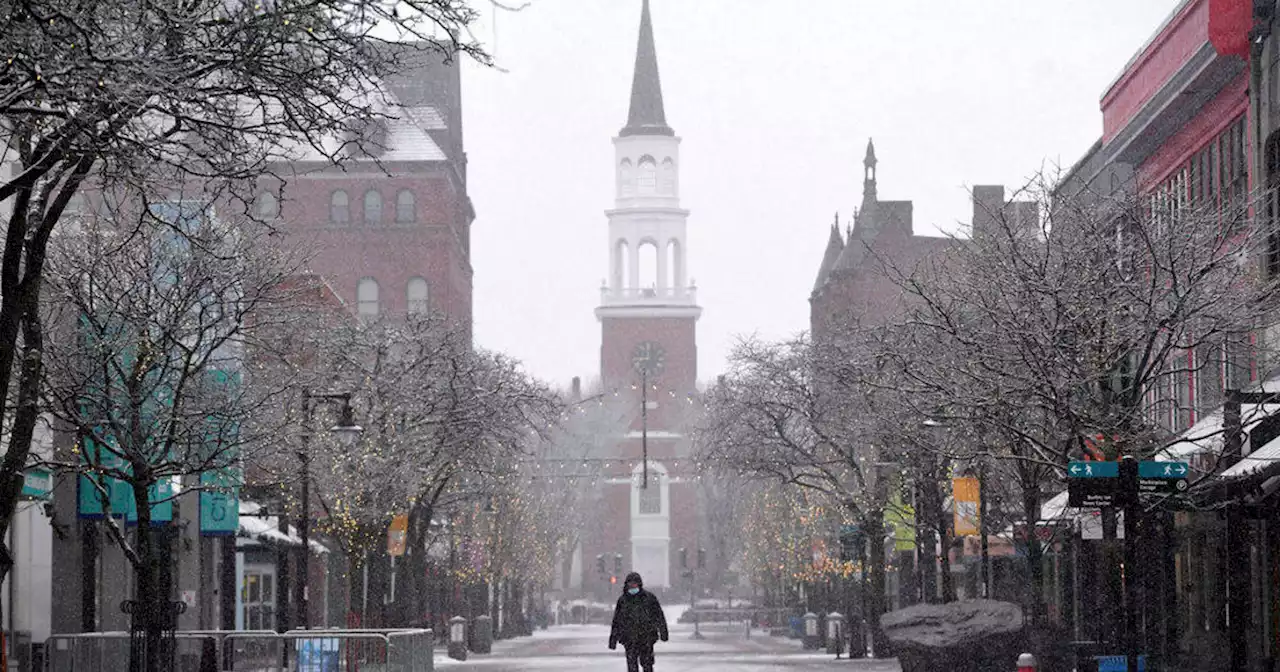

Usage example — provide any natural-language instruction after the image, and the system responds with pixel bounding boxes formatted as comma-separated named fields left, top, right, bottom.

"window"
left=660, top=158, right=676, bottom=195
left=1175, top=354, right=1193, bottom=431
left=330, top=190, right=349, bottom=224
left=395, top=190, right=415, bottom=224
left=242, top=568, right=276, bottom=631
left=1149, top=114, right=1246, bottom=228
left=620, top=159, right=635, bottom=197
left=407, top=277, right=429, bottom=314
left=638, top=471, right=661, bottom=514
left=1266, top=131, right=1280, bottom=277
left=637, top=241, right=658, bottom=290
left=357, top=277, right=379, bottom=316
left=363, top=190, right=383, bottom=225
left=256, top=192, right=278, bottom=219
left=637, top=156, right=657, bottom=195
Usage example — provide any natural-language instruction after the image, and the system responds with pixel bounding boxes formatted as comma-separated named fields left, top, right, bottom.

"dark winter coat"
left=609, top=573, right=669, bottom=648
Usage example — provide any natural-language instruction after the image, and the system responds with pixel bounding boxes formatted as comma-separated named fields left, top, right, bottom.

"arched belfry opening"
left=637, top=240, right=658, bottom=293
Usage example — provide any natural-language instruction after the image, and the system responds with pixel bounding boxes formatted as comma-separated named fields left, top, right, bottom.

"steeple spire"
left=862, top=137, right=877, bottom=204
left=620, top=0, right=674, bottom=137
left=812, top=213, right=845, bottom=293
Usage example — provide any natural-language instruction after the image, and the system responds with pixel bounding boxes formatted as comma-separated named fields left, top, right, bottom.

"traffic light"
left=596, top=554, right=605, bottom=575
left=679, top=547, right=688, bottom=569
left=614, top=553, right=623, bottom=574
left=610, top=575, right=618, bottom=585
left=697, top=548, right=706, bottom=570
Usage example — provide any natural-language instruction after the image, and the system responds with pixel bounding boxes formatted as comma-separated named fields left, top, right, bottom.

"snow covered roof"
left=1156, top=403, right=1280, bottom=461
left=281, top=102, right=447, bottom=164
left=239, top=501, right=330, bottom=554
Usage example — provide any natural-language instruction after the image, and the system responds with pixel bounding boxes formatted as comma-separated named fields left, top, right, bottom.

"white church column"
left=629, top=243, right=640, bottom=293
left=656, top=245, right=668, bottom=292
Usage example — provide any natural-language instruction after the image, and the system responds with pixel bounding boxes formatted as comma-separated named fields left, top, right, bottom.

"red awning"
left=1209, top=0, right=1252, bottom=58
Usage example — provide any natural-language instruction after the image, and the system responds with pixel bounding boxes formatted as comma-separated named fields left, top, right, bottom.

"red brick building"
left=271, top=44, right=474, bottom=330
left=809, top=141, right=1030, bottom=339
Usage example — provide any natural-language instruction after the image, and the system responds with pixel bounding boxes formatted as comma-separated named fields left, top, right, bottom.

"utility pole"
left=1119, top=455, right=1138, bottom=672
left=979, top=459, right=991, bottom=599
left=641, top=369, right=648, bottom=488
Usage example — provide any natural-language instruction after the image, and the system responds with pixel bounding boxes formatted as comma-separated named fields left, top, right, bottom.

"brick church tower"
left=587, top=0, right=703, bottom=594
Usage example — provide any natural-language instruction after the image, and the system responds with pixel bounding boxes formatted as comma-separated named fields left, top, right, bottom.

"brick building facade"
left=272, top=44, right=475, bottom=330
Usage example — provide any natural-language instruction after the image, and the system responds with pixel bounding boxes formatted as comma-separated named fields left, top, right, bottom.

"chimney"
left=571, top=376, right=582, bottom=402
left=971, top=185, right=1006, bottom=239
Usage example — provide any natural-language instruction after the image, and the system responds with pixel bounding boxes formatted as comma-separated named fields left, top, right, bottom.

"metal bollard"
left=1017, top=652, right=1037, bottom=672
left=448, top=616, right=469, bottom=661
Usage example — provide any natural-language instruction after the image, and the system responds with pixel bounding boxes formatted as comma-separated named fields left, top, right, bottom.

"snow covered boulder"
left=879, top=599, right=1025, bottom=672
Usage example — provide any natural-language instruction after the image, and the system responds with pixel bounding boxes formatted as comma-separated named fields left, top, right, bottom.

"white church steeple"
left=597, top=0, right=701, bottom=321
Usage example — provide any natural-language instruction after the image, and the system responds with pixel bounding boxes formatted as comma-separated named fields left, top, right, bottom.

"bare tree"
left=872, top=174, right=1280, bottom=627
left=697, top=335, right=901, bottom=654
left=286, top=311, right=560, bottom=626
left=0, top=0, right=507, bottom=620
left=39, top=180, right=297, bottom=668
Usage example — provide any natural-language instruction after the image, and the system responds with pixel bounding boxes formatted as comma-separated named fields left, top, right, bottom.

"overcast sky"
left=462, top=0, right=1176, bottom=389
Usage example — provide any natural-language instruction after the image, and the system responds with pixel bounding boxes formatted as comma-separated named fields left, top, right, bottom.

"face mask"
left=627, top=587, right=640, bottom=596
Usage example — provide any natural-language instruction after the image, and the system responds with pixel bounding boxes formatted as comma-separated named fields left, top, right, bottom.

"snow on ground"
left=434, top=619, right=903, bottom=671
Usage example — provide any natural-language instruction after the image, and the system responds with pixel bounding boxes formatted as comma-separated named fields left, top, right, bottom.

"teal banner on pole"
left=126, top=479, right=175, bottom=526
left=77, top=436, right=132, bottom=519
left=200, top=468, right=240, bottom=536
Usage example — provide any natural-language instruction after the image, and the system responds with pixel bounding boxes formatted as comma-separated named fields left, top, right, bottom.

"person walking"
left=608, top=572, right=669, bottom=672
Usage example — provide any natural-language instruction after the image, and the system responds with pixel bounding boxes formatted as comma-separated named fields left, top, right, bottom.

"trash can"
left=825, top=612, right=845, bottom=656
left=448, top=616, right=468, bottom=661
left=802, top=612, right=820, bottom=650
left=472, top=614, right=493, bottom=654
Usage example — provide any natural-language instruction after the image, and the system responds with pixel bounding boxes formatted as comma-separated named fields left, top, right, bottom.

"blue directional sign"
left=1138, top=461, right=1188, bottom=479
left=1067, top=461, right=1119, bottom=478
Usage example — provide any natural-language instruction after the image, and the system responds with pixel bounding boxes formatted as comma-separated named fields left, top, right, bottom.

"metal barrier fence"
left=45, top=628, right=434, bottom=672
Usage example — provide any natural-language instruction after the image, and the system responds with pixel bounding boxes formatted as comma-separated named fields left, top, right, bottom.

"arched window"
left=637, top=241, right=658, bottom=291
left=638, top=470, right=662, bottom=514
left=660, top=158, right=676, bottom=195
left=395, top=190, right=415, bottom=224
left=637, top=156, right=657, bottom=195
left=356, top=277, right=379, bottom=316
left=256, top=192, right=278, bottom=219
left=363, top=190, right=383, bottom=225
left=407, top=277, right=429, bottom=314
left=330, top=190, right=349, bottom=224
left=619, top=159, right=635, bottom=197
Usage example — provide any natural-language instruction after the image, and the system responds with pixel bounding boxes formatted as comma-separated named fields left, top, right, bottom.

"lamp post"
left=296, top=391, right=363, bottom=629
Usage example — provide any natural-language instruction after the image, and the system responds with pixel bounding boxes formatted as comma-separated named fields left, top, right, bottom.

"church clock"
left=632, top=341, right=666, bottom=376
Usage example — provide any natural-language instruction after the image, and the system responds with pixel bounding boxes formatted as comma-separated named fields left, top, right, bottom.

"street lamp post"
left=296, top=391, right=363, bottom=629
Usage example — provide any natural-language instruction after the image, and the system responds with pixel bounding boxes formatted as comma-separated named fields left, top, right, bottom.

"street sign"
left=1067, top=461, right=1119, bottom=478
left=1067, top=461, right=1120, bottom=507
left=1137, top=461, right=1189, bottom=496
left=1139, top=477, right=1190, bottom=495
left=20, top=469, right=52, bottom=500
left=1138, top=461, right=1188, bottom=478
left=1068, top=481, right=1119, bottom=508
